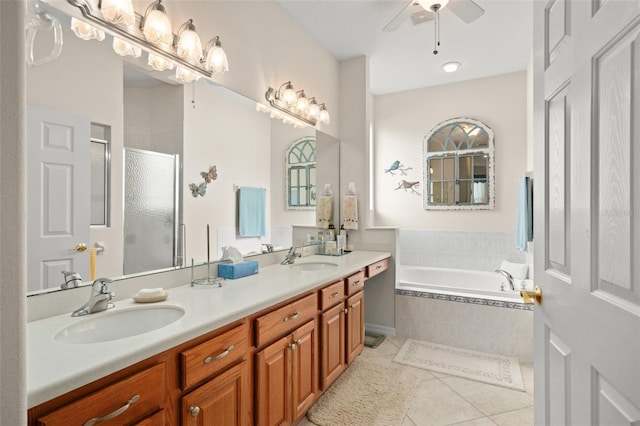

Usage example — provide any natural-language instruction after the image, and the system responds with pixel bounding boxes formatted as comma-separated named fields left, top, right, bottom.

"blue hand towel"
left=238, top=187, right=266, bottom=237
left=515, top=177, right=532, bottom=251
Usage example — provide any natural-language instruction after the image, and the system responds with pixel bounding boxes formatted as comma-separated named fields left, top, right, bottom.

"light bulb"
left=142, top=1, right=172, bottom=46
left=71, top=17, right=105, bottom=41
left=112, top=38, right=141, bottom=57
left=417, top=0, right=449, bottom=12
left=176, top=20, right=203, bottom=62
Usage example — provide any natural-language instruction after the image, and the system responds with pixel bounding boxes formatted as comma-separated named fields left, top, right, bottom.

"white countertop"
left=27, top=250, right=390, bottom=408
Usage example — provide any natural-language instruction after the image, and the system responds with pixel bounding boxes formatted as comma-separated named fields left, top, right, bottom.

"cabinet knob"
left=344, top=308, right=348, bottom=314
left=189, top=406, right=201, bottom=417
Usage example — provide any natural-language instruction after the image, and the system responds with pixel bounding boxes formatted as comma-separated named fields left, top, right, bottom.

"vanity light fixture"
left=204, top=36, right=229, bottom=74
left=63, top=0, right=230, bottom=82
left=441, top=61, right=461, bottom=72
left=265, top=82, right=330, bottom=126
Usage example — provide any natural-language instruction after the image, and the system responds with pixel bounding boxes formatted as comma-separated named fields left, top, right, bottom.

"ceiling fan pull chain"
left=433, top=8, right=439, bottom=54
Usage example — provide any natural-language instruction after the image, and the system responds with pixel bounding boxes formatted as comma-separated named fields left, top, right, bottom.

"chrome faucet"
left=495, top=269, right=515, bottom=291
left=262, top=243, right=274, bottom=253
left=61, top=270, right=82, bottom=289
left=71, top=278, right=115, bottom=317
left=281, top=246, right=301, bottom=265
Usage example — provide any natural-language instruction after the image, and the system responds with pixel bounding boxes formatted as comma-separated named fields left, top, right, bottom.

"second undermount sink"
left=55, top=305, right=185, bottom=344
left=288, top=261, right=338, bottom=272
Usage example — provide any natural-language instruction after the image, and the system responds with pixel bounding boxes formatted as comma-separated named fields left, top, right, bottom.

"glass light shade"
left=101, top=0, right=135, bottom=27
left=142, top=4, right=172, bottom=46
left=148, top=53, right=175, bottom=71
left=319, top=106, right=330, bottom=125
left=282, top=83, right=296, bottom=105
left=308, top=99, right=320, bottom=119
left=441, top=61, right=461, bottom=72
left=205, top=38, right=229, bottom=74
left=113, top=38, right=141, bottom=57
left=296, top=91, right=309, bottom=113
left=176, top=22, right=203, bottom=62
left=417, top=0, right=449, bottom=11
left=71, top=17, right=105, bottom=41
left=175, top=66, right=201, bottom=83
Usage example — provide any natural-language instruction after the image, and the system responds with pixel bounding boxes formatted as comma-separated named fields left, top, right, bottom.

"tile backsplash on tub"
left=397, top=229, right=526, bottom=273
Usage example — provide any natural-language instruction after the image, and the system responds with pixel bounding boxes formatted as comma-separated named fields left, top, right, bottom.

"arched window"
left=423, top=118, right=495, bottom=210
left=286, top=137, right=316, bottom=209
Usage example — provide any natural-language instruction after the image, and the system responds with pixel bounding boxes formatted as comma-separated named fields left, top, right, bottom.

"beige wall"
left=372, top=71, right=528, bottom=231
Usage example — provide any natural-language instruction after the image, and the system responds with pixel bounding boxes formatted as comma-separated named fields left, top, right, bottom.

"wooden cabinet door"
left=290, top=320, right=318, bottom=422
left=346, top=291, right=364, bottom=365
left=181, top=361, right=250, bottom=426
left=255, top=335, right=291, bottom=426
left=321, top=303, right=345, bottom=390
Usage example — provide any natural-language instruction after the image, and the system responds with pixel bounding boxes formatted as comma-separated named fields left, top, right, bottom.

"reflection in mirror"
left=423, top=118, right=495, bottom=210
left=286, top=137, right=316, bottom=210
left=26, top=16, right=339, bottom=295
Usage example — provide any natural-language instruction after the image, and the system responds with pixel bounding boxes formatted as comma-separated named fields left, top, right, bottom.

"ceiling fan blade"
left=383, top=1, right=420, bottom=32
left=447, top=0, right=485, bottom=23
left=409, top=9, right=435, bottom=26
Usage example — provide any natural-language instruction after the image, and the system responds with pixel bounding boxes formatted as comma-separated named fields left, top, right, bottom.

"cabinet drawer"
left=320, top=281, right=345, bottom=310
left=345, top=270, right=365, bottom=296
left=36, top=363, right=165, bottom=426
left=367, top=258, right=389, bottom=279
left=255, top=293, right=317, bottom=347
left=180, top=323, right=248, bottom=390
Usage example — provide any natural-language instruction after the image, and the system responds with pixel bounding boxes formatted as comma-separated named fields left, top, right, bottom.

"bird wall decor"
left=395, top=180, right=421, bottom=195
left=384, top=160, right=412, bottom=176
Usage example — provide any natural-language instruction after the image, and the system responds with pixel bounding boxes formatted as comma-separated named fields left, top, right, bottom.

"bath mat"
left=307, top=358, right=420, bottom=425
left=393, top=339, right=525, bottom=391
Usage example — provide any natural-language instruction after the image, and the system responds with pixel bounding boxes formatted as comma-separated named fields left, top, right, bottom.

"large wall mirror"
left=423, top=117, right=495, bottom=210
left=26, top=9, right=339, bottom=295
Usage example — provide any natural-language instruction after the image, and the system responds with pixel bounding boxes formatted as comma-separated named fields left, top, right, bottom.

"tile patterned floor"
left=299, top=336, right=534, bottom=426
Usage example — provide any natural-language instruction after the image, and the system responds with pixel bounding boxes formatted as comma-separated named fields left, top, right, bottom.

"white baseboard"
left=364, top=323, right=396, bottom=336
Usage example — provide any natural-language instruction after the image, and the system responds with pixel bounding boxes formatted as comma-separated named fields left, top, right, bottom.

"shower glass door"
left=123, top=148, right=179, bottom=275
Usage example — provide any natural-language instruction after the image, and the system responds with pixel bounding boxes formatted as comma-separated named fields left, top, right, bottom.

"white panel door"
left=27, top=105, right=90, bottom=292
left=533, top=1, right=640, bottom=424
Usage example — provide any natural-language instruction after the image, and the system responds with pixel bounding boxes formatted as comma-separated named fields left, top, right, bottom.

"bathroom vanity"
left=27, top=251, right=390, bottom=425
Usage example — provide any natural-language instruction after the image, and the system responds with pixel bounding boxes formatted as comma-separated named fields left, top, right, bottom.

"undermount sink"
left=55, top=305, right=185, bottom=344
left=288, top=261, right=338, bottom=271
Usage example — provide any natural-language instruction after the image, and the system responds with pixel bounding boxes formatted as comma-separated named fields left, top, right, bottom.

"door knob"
left=520, top=286, right=542, bottom=305
left=68, top=243, right=88, bottom=252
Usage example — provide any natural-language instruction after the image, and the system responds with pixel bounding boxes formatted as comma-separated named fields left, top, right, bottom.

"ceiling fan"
left=383, top=0, right=485, bottom=32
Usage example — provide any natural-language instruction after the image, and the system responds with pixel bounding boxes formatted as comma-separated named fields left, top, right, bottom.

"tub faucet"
left=495, top=269, right=515, bottom=291
left=71, top=278, right=115, bottom=317
left=281, top=246, right=301, bottom=265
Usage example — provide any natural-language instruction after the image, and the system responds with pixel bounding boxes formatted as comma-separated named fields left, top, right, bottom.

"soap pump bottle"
left=339, top=225, right=347, bottom=251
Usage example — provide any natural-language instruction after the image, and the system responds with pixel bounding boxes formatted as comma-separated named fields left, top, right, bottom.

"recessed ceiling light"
left=441, top=62, right=461, bottom=73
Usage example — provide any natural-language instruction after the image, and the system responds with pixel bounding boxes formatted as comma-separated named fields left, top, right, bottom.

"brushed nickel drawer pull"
left=83, top=394, right=140, bottom=426
left=283, top=311, right=300, bottom=322
left=351, top=280, right=361, bottom=286
left=204, top=344, right=235, bottom=364
left=376, top=264, right=382, bottom=269
left=328, top=291, right=340, bottom=299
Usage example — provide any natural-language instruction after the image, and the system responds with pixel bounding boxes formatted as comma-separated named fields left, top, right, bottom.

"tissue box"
left=218, top=261, right=259, bottom=279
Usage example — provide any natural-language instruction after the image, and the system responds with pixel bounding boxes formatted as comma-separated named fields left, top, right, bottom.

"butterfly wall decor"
left=189, top=165, right=218, bottom=198
left=201, top=165, right=217, bottom=183
left=189, top=182, right=207, bottom=198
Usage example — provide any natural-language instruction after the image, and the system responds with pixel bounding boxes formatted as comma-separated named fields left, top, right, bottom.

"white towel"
left=343, top=196, right=358, bottom=230
left=473, top=182, right=487, bottom=203
left=316, top=196, right=333, bottom=229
